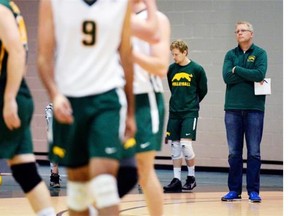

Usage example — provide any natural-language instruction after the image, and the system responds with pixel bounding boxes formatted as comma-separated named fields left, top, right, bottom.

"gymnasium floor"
left=0, top=165, right=283, bottom=215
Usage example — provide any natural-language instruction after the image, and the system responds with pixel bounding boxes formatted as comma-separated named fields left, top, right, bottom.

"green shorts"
left=135, top=92, right=165, bottom=153
left=50, top=88, right=126, bottom=168
left=0, top=93, right=34, bottom=159
left=166, top=116, right=198, bottom=141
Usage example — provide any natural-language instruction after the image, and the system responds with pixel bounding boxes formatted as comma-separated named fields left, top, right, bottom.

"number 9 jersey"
left=51, top=0, right=128, bottom=97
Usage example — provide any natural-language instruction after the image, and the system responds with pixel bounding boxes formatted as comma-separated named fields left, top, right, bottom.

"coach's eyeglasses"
left=234, top=29, right=251, bottom=34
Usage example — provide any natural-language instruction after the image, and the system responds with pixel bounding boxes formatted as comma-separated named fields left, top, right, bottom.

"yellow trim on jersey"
left=9, top=1, right=20, bottom=14
left=0, top=45, right=5, bottom=75
left=16, top=15, right=28, bottom=47
left=0, top=1, right=28, bottom=75
left=10, top=1, right=28, bottom=49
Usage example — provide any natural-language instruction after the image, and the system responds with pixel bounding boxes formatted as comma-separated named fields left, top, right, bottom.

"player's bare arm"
left=0, top=5, right=25, bottom=130
left=131, top=0, right=160, bottom=43
left=37, top=0, right=73, bottom=124
left=119, top=2, right=136, bottom=142
left=133, top=12, right=171, bottom=77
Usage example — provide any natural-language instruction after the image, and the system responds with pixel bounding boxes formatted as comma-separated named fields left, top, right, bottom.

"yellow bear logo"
left=247, top=55, right=256, bottom=62
left=172, top=72, right=193, bottom=82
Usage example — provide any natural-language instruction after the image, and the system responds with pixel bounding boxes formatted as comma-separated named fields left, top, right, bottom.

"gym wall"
left=15, top=0, right=283, bottom=171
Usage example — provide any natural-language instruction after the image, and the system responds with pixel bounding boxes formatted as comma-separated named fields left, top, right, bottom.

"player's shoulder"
left=169, top=62, right=177, bottom=69
left=168, top=63, right=178, bottom=73
left=190, top=60, right=205, bottom=72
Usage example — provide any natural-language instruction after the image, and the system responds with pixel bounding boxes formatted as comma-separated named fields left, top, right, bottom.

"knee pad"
left=117, top=166, right=138, bottom=198
left=67, top=181, right=92, bottom=211
left=90, top=174, right=120, bottom=209
left=171, top=141, right=182, bottom=160
left=181, top=140, right=195, bottom=160
left=11, top=162, right=42, bottom=193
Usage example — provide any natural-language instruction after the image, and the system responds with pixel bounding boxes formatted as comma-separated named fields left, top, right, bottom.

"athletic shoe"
left=50, top=173, right=61, bottom=188
left=249, top=191, right=262, bottom=203
left=221, top=191, right=242, bottom=201
left=182, top=176, right=196, bottom=191
left=163, top=178, right=182, bottom=193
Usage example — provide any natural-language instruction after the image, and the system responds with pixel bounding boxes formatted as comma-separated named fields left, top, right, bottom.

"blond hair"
left=170, top=40, right=189, bottom=55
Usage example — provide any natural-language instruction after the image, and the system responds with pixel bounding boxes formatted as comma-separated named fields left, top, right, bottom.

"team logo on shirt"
left=247, top=55, right=256, bottom=62
left=172, top=72, right=193, bottom=86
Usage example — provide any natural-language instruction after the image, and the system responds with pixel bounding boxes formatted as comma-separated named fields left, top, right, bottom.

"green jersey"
left=167, top=60, right=208, bottom=118
left=222, top=44, right=268, bottom=111
left=0, top=0, right=30, bottom=98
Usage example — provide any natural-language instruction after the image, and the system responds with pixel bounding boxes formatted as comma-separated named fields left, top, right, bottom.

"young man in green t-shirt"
left=164, top=40, right=208, bottom=193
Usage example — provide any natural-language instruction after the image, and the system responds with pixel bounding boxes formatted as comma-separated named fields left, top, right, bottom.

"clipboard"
left=254, top=78, right=271, bottom=95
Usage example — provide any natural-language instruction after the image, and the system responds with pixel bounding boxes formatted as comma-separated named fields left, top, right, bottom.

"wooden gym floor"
left=0, top=165, right=283, bottom=216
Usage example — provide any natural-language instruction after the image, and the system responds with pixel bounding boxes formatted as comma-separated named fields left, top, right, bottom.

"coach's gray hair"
left=236, top=21, right=254, bottom=32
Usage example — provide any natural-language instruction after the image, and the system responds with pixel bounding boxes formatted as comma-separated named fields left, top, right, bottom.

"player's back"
left=51, top=0, right=128, bottom=97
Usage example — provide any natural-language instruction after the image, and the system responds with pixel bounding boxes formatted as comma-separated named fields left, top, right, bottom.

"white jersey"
left=133, top=10, right=164, bottom=94
left=51, top=0, right=128, bottom=97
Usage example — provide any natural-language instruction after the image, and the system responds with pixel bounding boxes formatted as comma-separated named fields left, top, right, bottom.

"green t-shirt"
left=222, top=44, right=268, bottom=112
left=167, top=60, right=208, bottom=118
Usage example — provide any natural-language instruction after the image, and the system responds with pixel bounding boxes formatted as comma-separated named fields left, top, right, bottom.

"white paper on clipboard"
left=254, top=78, right=271, bottom=95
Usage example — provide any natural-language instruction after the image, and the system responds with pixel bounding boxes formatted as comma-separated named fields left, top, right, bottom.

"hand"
left=232, top=66, right=236, bottom=73
left=53, top=94, right=73, bottom=124
left=3, top=98, right=21, bottom=130
left=123, top=115, right=136, bottom=144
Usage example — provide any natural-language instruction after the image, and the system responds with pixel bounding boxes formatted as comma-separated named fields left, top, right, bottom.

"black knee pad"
left=11, top=162, right=42, bottom=193
left=117, top=166, right=138, bottom=198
